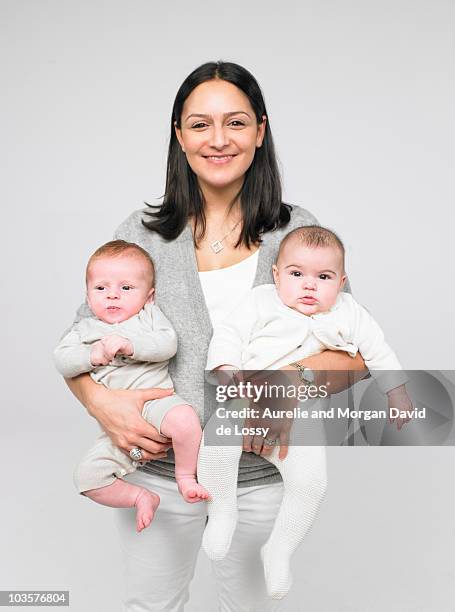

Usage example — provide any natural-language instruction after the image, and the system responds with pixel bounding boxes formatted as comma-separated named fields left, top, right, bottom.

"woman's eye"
left=229, top=120, right=245, bottom=127
left=191, top=122, right=208, bottom=129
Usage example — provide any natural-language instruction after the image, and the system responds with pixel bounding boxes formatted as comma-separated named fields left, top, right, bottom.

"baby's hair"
left=86, top=240, right=155, bottom=286
left=277, top=225, right=345, bottom=269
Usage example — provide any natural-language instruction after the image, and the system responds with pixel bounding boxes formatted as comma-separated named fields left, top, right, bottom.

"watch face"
left=303, top=368, right=315, bottom=384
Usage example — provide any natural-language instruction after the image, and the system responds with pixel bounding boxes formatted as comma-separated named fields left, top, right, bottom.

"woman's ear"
left=174, top=121, right=185, bottom=152
left=256, top=115, right=267, bottom=148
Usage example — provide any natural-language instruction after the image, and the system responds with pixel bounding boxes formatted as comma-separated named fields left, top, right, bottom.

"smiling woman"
left=175, top=80, right=266, bottom=195
left=62, top=61, right=367, bottom=611
left=142, top=62, right=288, bottom=264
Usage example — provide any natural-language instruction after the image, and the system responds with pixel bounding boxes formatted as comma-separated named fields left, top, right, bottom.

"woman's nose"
left=209, top=125, right=229, bottom=149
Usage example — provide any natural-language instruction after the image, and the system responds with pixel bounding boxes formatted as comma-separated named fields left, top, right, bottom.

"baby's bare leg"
left=84, top=479, right=160, bottom=533
left=160, top=404, right=209, bottom=503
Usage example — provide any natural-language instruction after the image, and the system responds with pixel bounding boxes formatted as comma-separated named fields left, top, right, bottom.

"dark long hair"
left=143, top=61, right=291, bottom=247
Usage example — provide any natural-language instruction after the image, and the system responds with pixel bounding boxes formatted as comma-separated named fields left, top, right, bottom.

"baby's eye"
left=290, top=271, right=302, bottom=277
left=95, top=286, right=105, bottom=291
left=122, top=285, right=132, bottom=291
left=319, top=274, right=330, bottom=280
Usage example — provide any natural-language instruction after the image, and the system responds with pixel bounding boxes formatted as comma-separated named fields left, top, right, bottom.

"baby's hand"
left=90, top=335, right=134, bottom=366
left=100, top=335, right=134, bottom=361
left=387, top=385, right=413, bottom=431
left=90, top=340, right=112, bottom=367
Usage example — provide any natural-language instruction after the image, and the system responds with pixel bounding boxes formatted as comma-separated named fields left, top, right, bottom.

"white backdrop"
left=1, top=1, right=454, bottom=610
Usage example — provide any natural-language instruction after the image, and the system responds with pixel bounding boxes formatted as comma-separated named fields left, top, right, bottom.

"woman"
left=66, top=61, right=365, bottom=611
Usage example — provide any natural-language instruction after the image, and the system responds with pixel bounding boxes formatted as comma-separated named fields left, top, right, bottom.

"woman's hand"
left=243, top=410, right=293, bottom=460
left=65, top=374, right=173, bottom=462
left=242, top=370, right=297, bottom=461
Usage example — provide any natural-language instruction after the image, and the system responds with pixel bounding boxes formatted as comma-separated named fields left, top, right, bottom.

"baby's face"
left=272, top=242, right=346, bottom=316
left=86, top=254, right=154, bottom=324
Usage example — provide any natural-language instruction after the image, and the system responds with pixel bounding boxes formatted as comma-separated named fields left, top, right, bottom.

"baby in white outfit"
left=198, top=225, right=412, bottom=599
left=54, top=240, right=208, bottom=532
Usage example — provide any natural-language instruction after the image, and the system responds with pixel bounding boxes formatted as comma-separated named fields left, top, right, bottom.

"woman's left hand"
left=242, top=370, right=296, bottom=460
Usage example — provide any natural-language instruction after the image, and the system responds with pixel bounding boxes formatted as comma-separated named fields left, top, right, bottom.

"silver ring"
left=129, top=447, right=144, bottom=461
left=263, top=437, right=278, bottom=446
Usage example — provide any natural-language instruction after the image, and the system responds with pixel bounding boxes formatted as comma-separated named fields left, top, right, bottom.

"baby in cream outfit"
left=54, top=240, right=208, bottom=532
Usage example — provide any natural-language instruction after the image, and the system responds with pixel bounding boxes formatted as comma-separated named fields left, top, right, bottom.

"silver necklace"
left=210, top=219, right=241, bottom=253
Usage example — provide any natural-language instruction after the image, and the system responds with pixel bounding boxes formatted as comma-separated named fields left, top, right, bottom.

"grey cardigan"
left=75, top=204, right=320, bottom=487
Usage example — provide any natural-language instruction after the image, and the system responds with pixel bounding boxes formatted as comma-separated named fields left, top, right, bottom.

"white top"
left=198, top=250, right=259, bottom=327
left=206, top=284, right=408, bottom=394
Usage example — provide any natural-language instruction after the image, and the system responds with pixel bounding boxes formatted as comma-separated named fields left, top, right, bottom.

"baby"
left=54, top=240, right=209, bottom=532
left=198, top=225, right=413, bottom=599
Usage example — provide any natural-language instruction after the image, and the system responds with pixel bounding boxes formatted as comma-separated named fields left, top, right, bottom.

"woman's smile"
left=203, top=154, right=237, bottom=164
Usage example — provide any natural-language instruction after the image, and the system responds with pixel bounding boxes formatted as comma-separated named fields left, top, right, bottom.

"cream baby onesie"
left=54, top=304, right=187, bottom=492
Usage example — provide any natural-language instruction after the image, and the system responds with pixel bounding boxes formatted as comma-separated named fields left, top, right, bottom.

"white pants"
left=115, top=470, right=287, bottom=612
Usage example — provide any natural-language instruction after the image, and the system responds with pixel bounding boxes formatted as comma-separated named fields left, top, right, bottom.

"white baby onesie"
left=199, top=285, right=407, bottom=599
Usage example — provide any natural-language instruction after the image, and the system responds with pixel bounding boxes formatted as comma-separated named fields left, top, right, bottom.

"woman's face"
left=175, top=79, right=266, bottom=195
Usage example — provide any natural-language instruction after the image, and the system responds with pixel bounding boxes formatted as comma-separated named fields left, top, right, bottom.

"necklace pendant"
left=210, top=240, right=224, bottom=254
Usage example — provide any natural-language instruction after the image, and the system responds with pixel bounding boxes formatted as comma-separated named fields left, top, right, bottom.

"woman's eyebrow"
left=184, top=111, right=252, bottom=121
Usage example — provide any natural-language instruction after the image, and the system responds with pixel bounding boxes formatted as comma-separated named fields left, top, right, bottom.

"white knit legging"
left=115, top=470, right=287, bottom=612
left=198, top=438, right=327, bottom=599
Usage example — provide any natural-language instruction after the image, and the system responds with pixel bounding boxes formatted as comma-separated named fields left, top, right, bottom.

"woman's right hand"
left=65, top=374, right=173, bottom=462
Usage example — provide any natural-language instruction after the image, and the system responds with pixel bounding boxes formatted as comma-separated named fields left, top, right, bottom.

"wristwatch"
left=290, top=362, right=315, bottom=385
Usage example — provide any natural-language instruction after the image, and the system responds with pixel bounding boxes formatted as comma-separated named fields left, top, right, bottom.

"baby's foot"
left=261, top=542, right=293, bottom=600
left=202, top=510, right=238, bottom=560
left=134, top=489, right=160, bottom=533
left=177, top=478, right=210, bottom=503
